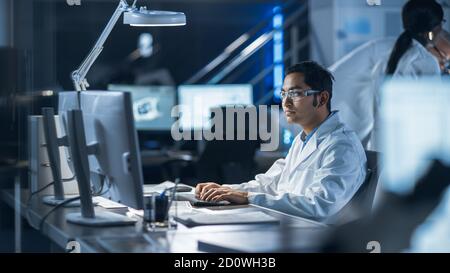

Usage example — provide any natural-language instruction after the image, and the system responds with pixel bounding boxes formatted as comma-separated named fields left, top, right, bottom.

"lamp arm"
left=71, top=0, right=135, bottom=91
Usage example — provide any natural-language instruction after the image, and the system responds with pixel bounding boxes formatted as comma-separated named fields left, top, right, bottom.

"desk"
left=1, top=189, right=330, bottom=253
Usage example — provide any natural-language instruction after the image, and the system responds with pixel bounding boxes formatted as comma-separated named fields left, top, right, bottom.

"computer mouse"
left=175, top=185, right=193, bottom=192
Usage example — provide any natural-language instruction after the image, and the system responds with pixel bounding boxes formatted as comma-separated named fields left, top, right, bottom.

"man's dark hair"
left=285, top=61, right=334, bottom=112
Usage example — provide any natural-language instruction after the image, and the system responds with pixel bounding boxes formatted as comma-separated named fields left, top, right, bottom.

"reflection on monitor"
left=177, top=84, right=253, bottom=130
left=108, top=84, right=176, bottom=131
left=380, top=78, right=450, bottom=195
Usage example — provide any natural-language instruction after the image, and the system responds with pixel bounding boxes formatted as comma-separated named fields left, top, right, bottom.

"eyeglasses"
left=280, top=89, right=321, bottom=100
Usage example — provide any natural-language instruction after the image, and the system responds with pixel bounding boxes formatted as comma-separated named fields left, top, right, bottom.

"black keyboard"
left=177, top=193, right=231, bottom=207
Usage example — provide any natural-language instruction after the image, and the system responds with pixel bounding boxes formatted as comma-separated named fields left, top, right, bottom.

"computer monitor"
left=38, top=92, right=81, bottom=207
left=379, top=77, right=450, bottom=195
left=107, top=84, right=176, bottom=131
left=79, top=91, right=144, bottom=210
left=64, top=108, right=136, bottom=226
left=63, top=91, right=144, bottom=226
left=177, top=84, right=253, bottom=130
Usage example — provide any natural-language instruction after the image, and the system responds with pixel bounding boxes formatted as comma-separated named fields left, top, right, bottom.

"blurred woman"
left=331, top=0, right=446, bottom=150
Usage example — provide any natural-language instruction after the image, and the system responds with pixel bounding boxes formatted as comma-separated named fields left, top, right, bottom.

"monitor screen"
left=177, top=84, right=253, bottom=130
left=379, top=77, right=450, bottom=195
left=108, top=84, right=176, bottom=131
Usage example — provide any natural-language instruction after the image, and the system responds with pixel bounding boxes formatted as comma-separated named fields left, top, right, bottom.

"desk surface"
left=1, top=189, right=329, bottom=253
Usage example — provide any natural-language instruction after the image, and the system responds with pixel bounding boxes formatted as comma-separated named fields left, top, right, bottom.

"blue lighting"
left=274, top=32, right=283, bottom=42
left=272, top=7, right=284, bottom=100
left=283, top=129, right=293, bottom=145
left=274, top=66, right=284, bottom=88
left=273, top=14, right=283, bottom=28
left=274, top=43, right=283, bottom=62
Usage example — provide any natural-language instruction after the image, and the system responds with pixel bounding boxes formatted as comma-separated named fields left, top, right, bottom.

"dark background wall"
left=1, top=0, right=297, bottom=164
left=19, top=0, right=283, bottom=91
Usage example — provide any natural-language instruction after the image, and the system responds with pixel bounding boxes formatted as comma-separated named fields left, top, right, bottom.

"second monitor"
left=108, top=84, right=176, bottom=131
left=177, top=84, right=253, bottom=130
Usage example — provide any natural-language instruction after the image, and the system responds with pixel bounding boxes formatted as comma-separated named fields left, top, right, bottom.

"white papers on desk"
left=143, top=181, right=194, bottom=195
left=174, top=211, right=280, bottom=227
left=93, top=196, right=128, bottom=209
left=127, top=201, right=194, bottom=218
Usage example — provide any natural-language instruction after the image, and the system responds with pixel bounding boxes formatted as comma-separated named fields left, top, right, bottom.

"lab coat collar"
left=296, top=111, right=341, bottom=166
left=411, top=39, right=432, bottom=55
left=411, top=39, right=425, bottom=49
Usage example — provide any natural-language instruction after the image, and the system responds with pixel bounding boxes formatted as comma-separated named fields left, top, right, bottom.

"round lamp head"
left=124, top=8, right=186, bottom=27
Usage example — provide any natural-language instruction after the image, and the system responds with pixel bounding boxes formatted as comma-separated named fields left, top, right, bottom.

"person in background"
left=331, top=0, right=446, bottom=150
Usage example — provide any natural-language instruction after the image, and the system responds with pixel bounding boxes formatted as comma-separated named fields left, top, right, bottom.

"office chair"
left=160, top=153, right=196, bottom=185
left=195, top=106, right=261, bottom=184
left=196, top=139, right=259, bottom=184
left=334, top=150, right=380, bottom=225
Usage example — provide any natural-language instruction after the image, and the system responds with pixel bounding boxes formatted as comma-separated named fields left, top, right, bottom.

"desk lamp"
left=40, top=0, right=185, bottom=215
left=71, top=0, right=186, bottom=91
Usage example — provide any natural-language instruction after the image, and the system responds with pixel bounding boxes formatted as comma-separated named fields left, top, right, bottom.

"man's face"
left=281, top=72, right=317, bottom=125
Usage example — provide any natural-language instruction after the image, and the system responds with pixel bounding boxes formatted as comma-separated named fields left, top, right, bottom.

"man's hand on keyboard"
left=200, top=187, right=249, bottom=205
left=195, top=182, right=222, bottom=199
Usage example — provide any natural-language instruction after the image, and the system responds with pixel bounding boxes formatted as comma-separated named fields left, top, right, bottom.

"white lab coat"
left=369, top=39, right=441, bottom=150
left=329, top=38, right=396, bottom=146
left=226, top=112, right=367, bottom=224
left=330, top=38, right=441, bottom=150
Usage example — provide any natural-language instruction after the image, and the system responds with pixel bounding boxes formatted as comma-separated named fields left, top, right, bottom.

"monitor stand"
left=66, top=209, right=136, bottom=227
left=41, top=108, right=81, bottom=208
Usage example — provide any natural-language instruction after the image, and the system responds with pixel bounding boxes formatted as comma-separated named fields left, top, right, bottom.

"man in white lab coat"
left=196, top=61, right=367, bottom=223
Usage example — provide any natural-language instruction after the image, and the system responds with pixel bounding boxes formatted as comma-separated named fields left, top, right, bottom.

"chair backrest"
left=334, top=150, right=380, bottom=224
left=196, top=106, right=261, bottom=183
left=196, top=138, right=260, bottom=183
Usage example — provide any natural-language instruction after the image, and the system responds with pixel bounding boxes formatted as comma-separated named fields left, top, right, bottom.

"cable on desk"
left=27, top=174, right=113, bottom=231
left=26, top=182, right=55, bottom=229
left=26, top=175, right=76, bottom=229
left=38, top=196, right=81, bottom=231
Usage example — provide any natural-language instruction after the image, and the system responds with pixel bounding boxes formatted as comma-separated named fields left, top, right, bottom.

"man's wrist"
left=246, top=191, right=259, bottom=203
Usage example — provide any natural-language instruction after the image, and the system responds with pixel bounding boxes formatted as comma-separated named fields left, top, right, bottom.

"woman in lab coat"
left=330, top=37, right=396, bottom=147
left=331, top=0, right=445, bottom=151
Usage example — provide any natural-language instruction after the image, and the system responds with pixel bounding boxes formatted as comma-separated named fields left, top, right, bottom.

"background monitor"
left=379, top=77, right=450, bottom=195
left=80, top=91, right=144, bottom=209
left=177, top=84, right=253, bottom=130
left=108, top=84, right=176, bottom=131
